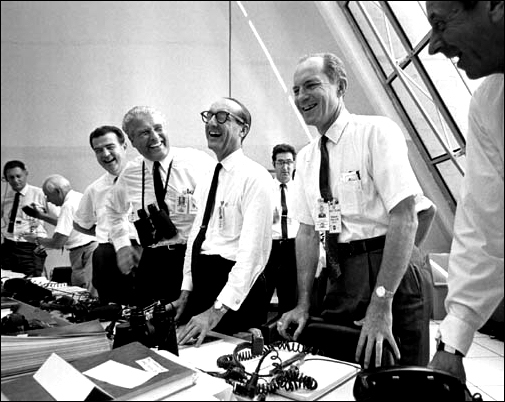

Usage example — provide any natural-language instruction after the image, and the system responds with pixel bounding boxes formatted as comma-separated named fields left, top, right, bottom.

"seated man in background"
left=73, top=125, right=138, bottom=305
left=263, top=143, right=299, bottom=315
left=107, top=106, right=214, bottom=308
left=1, top=160, right=55, bottom=277
left=25, top=174, right=98, bottom=293
left=175, top=97, right=273, bottom=346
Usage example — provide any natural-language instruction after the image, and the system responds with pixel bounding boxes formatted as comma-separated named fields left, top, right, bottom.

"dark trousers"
left=321, top=239, right=432, bottom=366
left=1, top=239, right=46, bottom=277
left=134, top=244, right=186, bottom=308
left=188, top=254, right=268, bottom=335
left=263, top=239, right=298, bottom=314
left=92, top=243, right=136, bottom=305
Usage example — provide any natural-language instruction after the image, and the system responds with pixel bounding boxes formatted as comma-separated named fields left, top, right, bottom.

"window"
left=340, top=1, right=483, bottom=209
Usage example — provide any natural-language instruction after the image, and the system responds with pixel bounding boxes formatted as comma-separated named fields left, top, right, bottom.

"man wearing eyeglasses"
left=106, top=106, right=214, bottom=308
left=175, top=97, right=273, bottom=346
left=263, top=144, right=299, bottom=316
left=277, top=53, right=433, bottom=369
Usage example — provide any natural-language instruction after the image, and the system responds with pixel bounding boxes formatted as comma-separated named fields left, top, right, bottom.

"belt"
left=68, top=241, right=96, bottom=251
left=273, top=238, right=295, bottom=244
left=336, top=235, right=386, bottom=258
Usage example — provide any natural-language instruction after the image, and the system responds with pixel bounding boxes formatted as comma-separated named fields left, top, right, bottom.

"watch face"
left=214, top=301, right=223, bottom=310
left=376, top=286, right=385, bottom=297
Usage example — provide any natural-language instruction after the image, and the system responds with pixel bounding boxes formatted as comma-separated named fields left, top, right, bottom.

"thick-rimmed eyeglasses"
left=200, top=110, right=245, bottom=125
left=275, top=160, right=294, bottom=167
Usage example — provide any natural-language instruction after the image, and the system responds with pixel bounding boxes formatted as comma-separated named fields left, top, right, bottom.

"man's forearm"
left=374, top=200, right=418, bottom=295
left=295, top=225, right=320, bottom=309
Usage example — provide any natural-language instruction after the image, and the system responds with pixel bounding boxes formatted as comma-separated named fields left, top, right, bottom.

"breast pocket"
left=220, top=202, right=242, bottom=239
left=338, top=178, right=364, bottom=215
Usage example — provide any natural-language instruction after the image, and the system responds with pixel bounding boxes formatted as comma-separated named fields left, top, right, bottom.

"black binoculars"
left=134, top=203, right=178, bottom=248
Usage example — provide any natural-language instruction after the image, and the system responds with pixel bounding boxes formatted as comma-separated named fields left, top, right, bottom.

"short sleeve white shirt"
left=292, top=108, right=423, bottom=242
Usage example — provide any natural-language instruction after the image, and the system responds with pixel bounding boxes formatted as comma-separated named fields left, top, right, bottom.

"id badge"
left=315, top=199, right=330, bottom=232
left=188, top=194, right=198, bottom=214
left=328, top=200, right=342, bottom=234
left=176, top=194, right=188, bottom=214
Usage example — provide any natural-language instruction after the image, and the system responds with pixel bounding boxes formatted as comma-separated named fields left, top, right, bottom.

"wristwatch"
left=375, top=285, right=394, bottom=299
left=213, top=300, right=228, bottom=314
left=437, top=339, right=464, bottom=357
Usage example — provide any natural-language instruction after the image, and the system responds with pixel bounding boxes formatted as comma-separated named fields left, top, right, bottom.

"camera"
left=133, top=203, right=178, bottom=248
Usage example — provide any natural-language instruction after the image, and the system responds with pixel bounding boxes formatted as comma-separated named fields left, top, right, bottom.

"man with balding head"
left=25, top=174, right=97, bottom=291
left=107, top=106, right=214, bottom=308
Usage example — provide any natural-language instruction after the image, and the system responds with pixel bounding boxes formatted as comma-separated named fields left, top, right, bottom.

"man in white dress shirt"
left=176, top=97, right=273, bottom=345
left=107, top=106, right=214, bottom=308
left=277, top=53, right=432, bottom=368
left=426, top=0, right=504, bottom=382
left=263, top=143, right=300, bottom=314
left=1, top=160, right=54, bottom=276
left=74, top=125, right=137, bottom=304
left=26, top=174, right=98, bottom=292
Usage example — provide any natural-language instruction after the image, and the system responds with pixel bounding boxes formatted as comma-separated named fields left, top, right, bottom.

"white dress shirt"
left=55, top=190, right=97, bottom=250
left=182, top=149, right=273, bottom=311
left=439, top=74, right=504, bottom=355
left=271, top=178, right=299, bottom=240
left=74, top=172, right=137, bottom=244
left=292, top=107, right=423, bottom=243
left=107, top=147, right=214, bottom=251
left=1, top=184, right=53, bottom=242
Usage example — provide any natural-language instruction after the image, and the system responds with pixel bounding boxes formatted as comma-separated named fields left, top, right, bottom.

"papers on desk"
left=1, top=342, right=197, bottom=401
left=1, top=319, right=111, bottom=379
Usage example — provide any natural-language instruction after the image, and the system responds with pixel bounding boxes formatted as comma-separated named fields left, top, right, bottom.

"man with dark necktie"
left=1, top=160, right=52, bottom=276
left=263, top=144, right=299, bottom=315
left=106, top=106, right=214, bottom=308
left=277, top=53, right=433, bottom=369
left=175, top=97, right=273, bottom=346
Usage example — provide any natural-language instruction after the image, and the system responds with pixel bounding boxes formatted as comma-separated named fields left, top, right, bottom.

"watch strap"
left=437, top=340, right=464, bottom=357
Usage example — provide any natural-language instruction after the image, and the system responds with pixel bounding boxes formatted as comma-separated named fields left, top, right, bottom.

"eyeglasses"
left=200, top=110, right=245, bottom=125
left=275, top=160, right=294, bottom=167
left=293, top=80, right=332, bottom=96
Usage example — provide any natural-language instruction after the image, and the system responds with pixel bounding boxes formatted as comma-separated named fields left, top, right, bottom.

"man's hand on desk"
left=177, top=304, right=228, bottom=347
left=277, top=305, right=309, bottom=341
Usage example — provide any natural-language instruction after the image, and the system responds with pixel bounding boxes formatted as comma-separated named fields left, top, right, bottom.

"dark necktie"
left=319, top=135, right=332, bottom=202
left=153, top=161, right=168, bottom=212
left=280, top=184, right=288, bottom=239
left=7, top=192, right=21, bottom=233
left=191, top=163, right=223, bottom=266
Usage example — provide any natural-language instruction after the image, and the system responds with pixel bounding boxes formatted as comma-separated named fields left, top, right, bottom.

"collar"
left=322, top=107, right=351, bottom=146
left=275, top=178, right=291, bottom=189
left=220, top=148, right=244, bottom=172
left=144, top=149, right=174, bottom=175
left=17, top=185, right=29, bottom=196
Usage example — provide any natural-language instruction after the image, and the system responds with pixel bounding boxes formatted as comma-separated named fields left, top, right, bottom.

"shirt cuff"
left=113, top=236, right=132, bottom=252
left=218, top=286, right=243, bottom=312
left=439, top=312, right=477, bottom=355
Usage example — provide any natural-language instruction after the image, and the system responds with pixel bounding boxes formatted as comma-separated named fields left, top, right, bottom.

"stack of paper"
left=1, top=320, right=111, bottom=379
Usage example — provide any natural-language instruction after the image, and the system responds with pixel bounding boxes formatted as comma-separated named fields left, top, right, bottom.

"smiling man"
left=277, top=53, right=433, bottom=369
left=106, top=106, right=214, bottom=308
left=426, top=0, right=504, bottom=382
left=73, top=125, right=137, bottom=304
left=175, top=97, right=273, bottom=345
